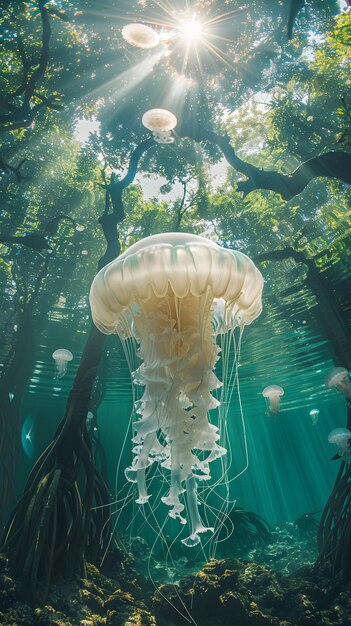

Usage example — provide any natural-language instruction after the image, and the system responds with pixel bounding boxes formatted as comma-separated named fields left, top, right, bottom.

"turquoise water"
left=20, top=311, right=343, bottom=534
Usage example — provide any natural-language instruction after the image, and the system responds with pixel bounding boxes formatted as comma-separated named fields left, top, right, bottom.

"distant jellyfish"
left=52, top=349, right=73, bottom=379
left=262, top=385, right=284, bottom=415
left=86, top=410, right=94, bottom=430
left=75, top=224, right=85, bottom=232
left=122, top=23, right=160, bottom=49
left=309, top=408, right=320, bottom=426
left=325, top=367, right=351, bottom=400
left=89, top=232, right=263, bottom=548
left=81, top=249, right=89, bottom=256
left=142, top=108, right=177, bottom=144
left=328, top=428, right=351, bottom=462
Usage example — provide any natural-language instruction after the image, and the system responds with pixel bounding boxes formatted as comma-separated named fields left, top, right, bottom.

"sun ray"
left=203, top=6, right=249, bottom=28
left=199, top=39, right=239, bottom=72
left=86, top=51, right=162, bottom=105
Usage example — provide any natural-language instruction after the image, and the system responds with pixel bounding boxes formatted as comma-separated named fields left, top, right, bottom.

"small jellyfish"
left=122, top=23, right=160, bottom=49
left=328, top=428, right=351, bottom=462
left=262, top=385, right=284, bottom=415
left=86, top=410, right=94, bottom=429
left=52, top=349, right=73, bottom=379
left=325, top=367, right=351, bottom=400
left=142, top=108, right=177, bottom=144
left=75, top=224, right=85, bottom=232
left=81, top=249, right=89, bottom=256
left=309, top=408, right=320, bottom=426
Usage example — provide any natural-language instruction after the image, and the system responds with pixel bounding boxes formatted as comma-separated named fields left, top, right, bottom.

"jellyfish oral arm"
left=269, top=395, right=281, bottom=414
left=125, top=290, right=224, bottom=542
left=181, top=473, right=214, bottom=548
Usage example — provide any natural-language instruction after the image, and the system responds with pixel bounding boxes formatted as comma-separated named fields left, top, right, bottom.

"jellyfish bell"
left=309, top=408, right=320, bottom=426
left=142, top=108, right=177, bottom=144
left=142, top=108, right=177, bottom=132
left=328, top=427, right=351, bottom=462
left=262, top=385, right=284, bottom=415
left=122, top=23, right=160, bottom=49
left=52, top=348, right=73, bottom=379
left=328, top=427, right=351, bottom=447
left=89, top=232, right=263, bottom=547
left=325, top=367, right=351, bottom=400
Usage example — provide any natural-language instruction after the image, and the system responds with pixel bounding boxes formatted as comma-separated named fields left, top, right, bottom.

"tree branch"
left=97, top=140, right=153, bottom=268
left=178, top=124, right=351, bottom=200
left=0, top=156, right=27, bottom=182
left=23, top=3, right=51, bottom=108
left=254, top=247, right=310, bottom=265
left=0, top=3, right=54, bottom=132
left=104, top=138, right=154, bottom=218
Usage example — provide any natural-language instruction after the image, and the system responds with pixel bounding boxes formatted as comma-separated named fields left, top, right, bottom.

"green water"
left=19, top=302, right=343, bottom=538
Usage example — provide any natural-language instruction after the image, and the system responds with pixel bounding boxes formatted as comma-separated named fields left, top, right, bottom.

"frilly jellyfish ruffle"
left=142, top=108, right=177, bottom=144
left=89, top=232, right=263, bottom=547
left=325, top=367, right=351, bottom=400
left=52, top=348, right=73, bottom=379
left=262, top=385, right=284, bottom=415
left=328, top=428, right=351, bottom=462
left=122, top=23, right=160, bottom=49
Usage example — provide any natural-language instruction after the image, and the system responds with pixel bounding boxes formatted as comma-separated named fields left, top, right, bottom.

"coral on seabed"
left=153, top=558, right=351, bottom=626
left=1, top=545, right=351, bottom=625
left=0, top=554, right=155, bottom=626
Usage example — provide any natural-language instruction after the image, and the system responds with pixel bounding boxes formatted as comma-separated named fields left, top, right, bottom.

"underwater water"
left=2, top=270, right=348, bottom=625
left=15, top=281, right=345, bottom=552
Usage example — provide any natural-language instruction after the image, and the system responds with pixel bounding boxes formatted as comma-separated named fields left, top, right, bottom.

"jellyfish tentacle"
left=162, top=442, right=186, bottom=523
left=135, top=468, right=150, bottom=504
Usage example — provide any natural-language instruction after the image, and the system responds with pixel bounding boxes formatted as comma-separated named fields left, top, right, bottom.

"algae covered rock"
left=153, top=558, right=289, bottom=626
left=35, top=604, right=73, bottom=625
left=104, top=588, right=156, bottom=626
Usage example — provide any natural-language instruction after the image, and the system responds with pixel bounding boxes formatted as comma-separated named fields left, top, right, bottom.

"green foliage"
left=333, top=10, right=351, bottom=46
left=0, top=0, right=351, bottom=347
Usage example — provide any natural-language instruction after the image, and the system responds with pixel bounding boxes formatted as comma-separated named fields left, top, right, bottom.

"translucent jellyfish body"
left=86, top=411, right=94, bottom=429
left=122, top=23, right=160, bottom=49
left=325, top=367, right=351, bottom=400
left=90, top=233, right=263, bottom=547
left=52, top=348, right=73, bottom=379
left=328, top=428, right=351, bottom=462
left=309, top=408, right=320, bottom=426
left=262, top=385, right=284, bottom=415
left=142, top=108, right=177, bottom=144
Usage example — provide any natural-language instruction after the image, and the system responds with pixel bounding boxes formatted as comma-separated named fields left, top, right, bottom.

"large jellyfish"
left=52, top=348, right=73, bottom=379
left=89, top=233, right=263, bottom=547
